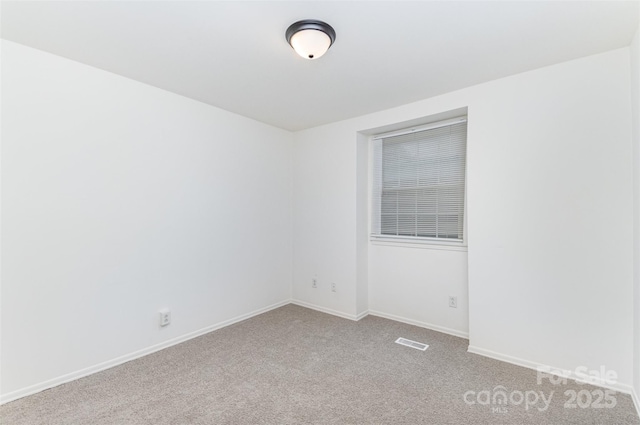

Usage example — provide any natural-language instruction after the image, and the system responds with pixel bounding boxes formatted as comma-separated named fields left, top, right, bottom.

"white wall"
left=369, top=245, right=468, bottom=337
left=292, top=122, right=359, bottom=317
left=466, top=48, right=633, bottom=389
left=631, top=25, right=640, bottom=402
left=292, top=48, right=634, bottom=386
left=355, top=133, right=369, bottom=318
left=0, top=41, right=293, bottom=399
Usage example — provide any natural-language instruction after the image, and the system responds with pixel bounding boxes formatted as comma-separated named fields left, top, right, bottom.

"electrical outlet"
left=331, top=282, right=337, bottom=292
left=312, top=278, right=318, bottom=288
left=159, top=309, right=171, bottom=327
left=449, top=296, right=457, bottom=308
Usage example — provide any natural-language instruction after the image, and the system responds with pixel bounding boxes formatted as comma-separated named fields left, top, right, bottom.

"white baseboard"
left=368, top=309, right=469, bottom=339
left=355, top=309, right=369, bottom=321
left=289, top=299, right=366, bottom=321
left=0, top=299, right=291, bottom=405
left=467, top=345, right=634, bottom=395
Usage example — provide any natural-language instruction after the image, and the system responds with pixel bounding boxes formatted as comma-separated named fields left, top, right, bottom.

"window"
left=371, top=117, right=467, bottom=244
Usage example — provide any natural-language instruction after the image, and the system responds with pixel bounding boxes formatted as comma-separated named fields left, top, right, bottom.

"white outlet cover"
left=159, top=310, right=171, bottom=326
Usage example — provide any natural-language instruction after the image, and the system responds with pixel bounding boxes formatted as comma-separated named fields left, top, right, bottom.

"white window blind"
left=371, top=117, right=467, bottom=243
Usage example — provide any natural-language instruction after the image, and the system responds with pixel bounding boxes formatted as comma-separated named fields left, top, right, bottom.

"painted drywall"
left=466, top=48, right=633, bottom=390
left=355, top=133, right=369, bottom=318
left=292, top=48, right=634, bottom=386
left=368, top=245, right=468, bottom=337
left=292, top=122, right=359, bottom=317
left=1, top=40, right=293, bottom=399
left=632, top=25, right=640, bottom=403
left=293, top=113, right=470, bottom=333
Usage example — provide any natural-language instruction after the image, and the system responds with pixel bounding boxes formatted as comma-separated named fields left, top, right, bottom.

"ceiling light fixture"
left=285, top=19, right=336, bottom=60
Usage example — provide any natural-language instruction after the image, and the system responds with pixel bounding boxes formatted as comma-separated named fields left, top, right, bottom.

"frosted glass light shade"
left=285, top=20, right=336, bottom=60
left=290, top=29, right=331, bottom=60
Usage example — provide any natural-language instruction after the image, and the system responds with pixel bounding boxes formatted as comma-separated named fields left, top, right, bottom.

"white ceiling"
left=2, top=1, right=638, bottom=131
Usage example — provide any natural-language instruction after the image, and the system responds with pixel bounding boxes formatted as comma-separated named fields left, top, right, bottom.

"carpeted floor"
left=1, top=304, right=639, bottom=424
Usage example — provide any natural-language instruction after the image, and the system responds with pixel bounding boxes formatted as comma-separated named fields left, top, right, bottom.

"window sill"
left=369, top=236, right=468, bottom=252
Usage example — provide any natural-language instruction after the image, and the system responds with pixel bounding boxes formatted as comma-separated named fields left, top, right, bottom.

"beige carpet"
left=1, top=304, right=639, bottom=424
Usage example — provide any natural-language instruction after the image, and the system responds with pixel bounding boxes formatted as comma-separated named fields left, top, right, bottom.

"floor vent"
left=395, top=337, right=429, bottom=351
